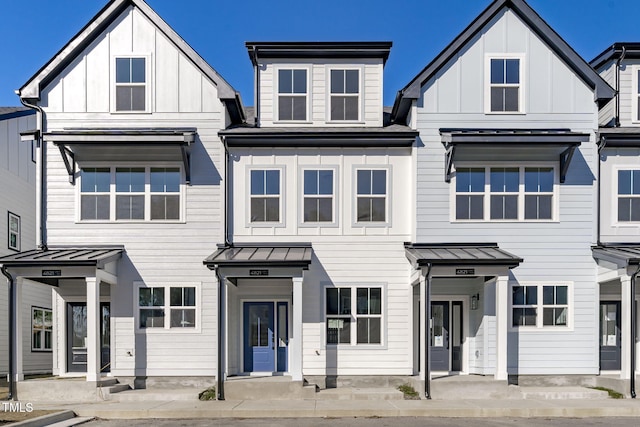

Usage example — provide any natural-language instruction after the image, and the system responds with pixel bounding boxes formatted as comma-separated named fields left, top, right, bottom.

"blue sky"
left=1, top=0, right=638, bottom=107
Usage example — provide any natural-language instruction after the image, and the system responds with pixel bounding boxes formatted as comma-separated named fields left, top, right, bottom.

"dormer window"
left=115, top=57, right=147, bottom=112
left=278, top=69, right=307, bottom=121
left=330, top=69, right=359, bottom=121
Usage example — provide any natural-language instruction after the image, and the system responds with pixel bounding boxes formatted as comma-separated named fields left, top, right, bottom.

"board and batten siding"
left=257, top=59, right=384, bottom=127
left=613, top=59, right=640, bottom=127
left=596, top=60, right=616, bottom=127
left=37, top=5, right=227, bottom=377
left=414, top=8, right=599, bottom=375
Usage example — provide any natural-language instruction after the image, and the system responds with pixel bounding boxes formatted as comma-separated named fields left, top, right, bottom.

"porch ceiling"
left=0, top=246, right=124, bottom=268
left=592, top=244, right=640, bottom=267
left=405, top=243, right=522, bottom=268
left=204, top=243, right=313, bottom=268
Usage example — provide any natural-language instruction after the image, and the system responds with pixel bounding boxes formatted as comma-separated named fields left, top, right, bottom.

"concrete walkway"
left=29, top=397, right=640, bottom=419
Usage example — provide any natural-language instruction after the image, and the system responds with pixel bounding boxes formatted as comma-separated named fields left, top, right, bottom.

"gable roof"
left=0, top=107, right=34, bottom=121
left=18, top=0, right=244, bottom=123
left=590, top=43, right=640, bottom=70
left=391, top=0, right=615, bottom=123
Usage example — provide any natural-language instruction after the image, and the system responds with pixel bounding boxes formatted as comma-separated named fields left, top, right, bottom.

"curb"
left=9, top=410, right=75, bottom=427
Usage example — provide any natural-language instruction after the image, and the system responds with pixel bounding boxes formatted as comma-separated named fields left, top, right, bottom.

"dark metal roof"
left=405, top=243, right=522, bottom=267
left=391, top=0, right=615, bottom=123
left=440, top=128, right=590, bottom=144
left=246, top=42, right=392, bottom=65
left=0, top=246, right=124, bottom=268
left=592, top=245, right=640, bottom=267
left=599, top=127, right=640, bottom=147
left=0, top=107, right=34, bottom=121
left=590, top=43, right=640, bottom=70
left=204, top=243, right=313, bottom=268
left=44, top=128, right=196, bottom=142
left=18, top=0, right=244, bottom=124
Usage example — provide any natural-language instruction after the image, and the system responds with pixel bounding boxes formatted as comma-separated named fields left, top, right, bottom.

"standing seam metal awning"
left=592, top=245, right=640, bottom=267
left=204, top=243, right=313, bottom=268
left=0, top=246, right=124, bottom=269
left=405, top=243, right=522, bottom=268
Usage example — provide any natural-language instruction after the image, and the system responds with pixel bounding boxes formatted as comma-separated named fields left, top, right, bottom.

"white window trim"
left=326, top=66, right=364, bottom=124
left=352, top=165, right=392, bottom=227
left=8, top=211, right=20, bottom=251
left=484, top=53, right=526, bottom=114
left=612, top=165, right=640, bottom=225
left=31, top=306, right=53, bottom=352
left=322, top=282, right=387, bottom=350
left=298, top=166, right=339, bottom=228
left=273, top=65, right=312, bottom=124
left=450, top=162, right=559, bottom=223
left=134, top=282, right=201, bottom=333
left=509, top=281, right=573, bottom=331
left=76, top=163, right=185, bottom=223
left=110, top=54, right=152, bottom=114
left=246, top=166, right=286, bottom=228
left=632, top=65, right=640, bottom=124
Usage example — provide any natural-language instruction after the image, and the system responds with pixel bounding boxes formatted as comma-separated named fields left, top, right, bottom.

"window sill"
left=299, top=221, right=339, bottom=228
left=273, top=120, right=313, bottom=125
left=451, top=219, right=559, bottom=224
left=324, top=120, right=365, bottom=125
left=484, top=111, right=526, bottom=115
left=30, top=349, right=53, bottom=353
left=76, top=220, right=186, bottom=224
left=135, top=328, right=201, bottom=334
left=110, top=110, right=152, bottom=115
left=324, top=344, right=386, bottom=350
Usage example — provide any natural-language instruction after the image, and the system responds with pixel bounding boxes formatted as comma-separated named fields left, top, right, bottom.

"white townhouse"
left=0, top=0, right=244, bottom=400
left=0, top=108, right=53, bottom=390
left=591, top=42, right=640, bottom=397
left=206, top=42, right=418, bottom=399
left=391, top=0, right=615, bottom=397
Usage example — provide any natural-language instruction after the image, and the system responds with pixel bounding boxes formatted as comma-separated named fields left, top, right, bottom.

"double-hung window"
left=8, top=212, right=20, bottom=251
left=278, top=69, right=307, bottom=121
left=330, top=69, right=359, bottom=121
left=138, top=286, right=197, bottom=330
left=617, top=170, right=640, bottom=222
left=512, top=284, right=569, bottom=328
left=250, top=169, right=280, bottom=222
left=80, top=166, right=182, bottom=221
left=488, top=57, right=521, bottom=113
left=115, top=57, right=147, bottom=112
left=169, top=287, right=196, bottom=328
left=303, top=169, right=334, bottom=223
left=32, top=307, right=52, bottom=351
left=455, top=166, right=555, bottom=221
left=326, top=286, right=382, bottom=345
left=356, top=169, right=386, bottom=222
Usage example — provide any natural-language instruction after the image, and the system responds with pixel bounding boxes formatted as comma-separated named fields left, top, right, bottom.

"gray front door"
left=67, top=302, right=110, bottom=373
left=430, top=301, right=463, bottom=372
left=600, top=301, right=621, bottom=371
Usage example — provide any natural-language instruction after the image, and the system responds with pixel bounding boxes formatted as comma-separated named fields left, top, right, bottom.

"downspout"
left=597, top=136, right=606, bottom=245
left=424, top=263, right=432, bottom=399
left=1, top=266, right=15, bottom=400
left=615, top=46, right=626, bottom=127
left=631, top=264, right=639, bottom=398
left=215, top=268, right=225, bottom=400
left=252, top=48, right=260, bottom=127
left=222, top=137, right=231, bottom=247
left=18, top=95, right=46, bottom=249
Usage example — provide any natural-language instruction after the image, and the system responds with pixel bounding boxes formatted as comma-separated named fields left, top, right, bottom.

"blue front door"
left=244, top=302, right=275, bottom=372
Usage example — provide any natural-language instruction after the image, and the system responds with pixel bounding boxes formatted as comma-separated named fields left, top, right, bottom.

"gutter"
left=631, top=264, right=639, bottom=398
left=1, top=266, right=16, bottom=400
left=17, top=94, right=47, bottom=250
left=250, top=47, right=260, bottom=127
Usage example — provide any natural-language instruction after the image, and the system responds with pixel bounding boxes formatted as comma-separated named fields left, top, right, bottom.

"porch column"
left=86, top=276, right=101, bottom=382
left=419, top=268, right=432, bottom=399
left=495, top=276, right=508, bottom=381
left=12, top=277, right=24, bottom=382
left=291, top=275, right=303, bottom=381
left=621, top=275, right=632, bottom=380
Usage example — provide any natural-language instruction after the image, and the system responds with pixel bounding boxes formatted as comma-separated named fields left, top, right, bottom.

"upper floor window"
left=115, top=57, right=147, bottom=112
left=80, top=166, right=182, bottom=222
left=512, top=284, right=569, bottom=328
left=356, top=169, right=387, bottom=223
left=488, top=57, right=522, bottom=113
left=278, top=69, right=307, bottom=121
left=618, top=169, right=640, bottom=222
left=455, top=166, right=555, bottom=221
left=303, top=169, right=334, bottom=223
left=8, top=212, right=20, bottom=251
left=250, top=169, right=280, bottom=223
left=330, top=69, right=359, bottom=121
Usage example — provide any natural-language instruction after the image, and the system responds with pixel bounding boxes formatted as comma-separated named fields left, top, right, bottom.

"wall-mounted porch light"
left=471, top=293, right=480, bottom=310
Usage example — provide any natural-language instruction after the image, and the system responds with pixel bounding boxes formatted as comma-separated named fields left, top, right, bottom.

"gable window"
left=278, top=69, right=307, bottom=121
left=138, top=285, right=197, bottom=330
left=512, top=284, right=569, bottom=328
left=250, top=169, right=280, bottom=222
left=80, top=166, right=182, bottom=222
left=454, top=166, right=555, bottom=221
left=634, top=68, right=640, bottom=122
left=488, top=57, right=521, bottom=113
left=356, top=169, right=386, bottom=222
left=8, top=212, right=20, bottom=251
left=115, top=57, right=146, bottom=112
left=326, top=286, right=382, bottom=345
left=330, top=69, right=359, bottom=121
left=32, top=307, right=52, bottom=351
left=617, top=170, right=640, bottom=222
left=303, top=169, right=333, bottom=223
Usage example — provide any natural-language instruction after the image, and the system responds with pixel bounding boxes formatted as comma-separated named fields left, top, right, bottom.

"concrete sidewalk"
left=31, top=397, right=640, bottom=419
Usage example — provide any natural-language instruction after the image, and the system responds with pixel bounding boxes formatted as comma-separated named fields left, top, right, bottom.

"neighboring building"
left=391, top=0, right=614, bottom=393
left=591, top=43, right=640, bottom=389
left=0, top=107, right=53, bottom=378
